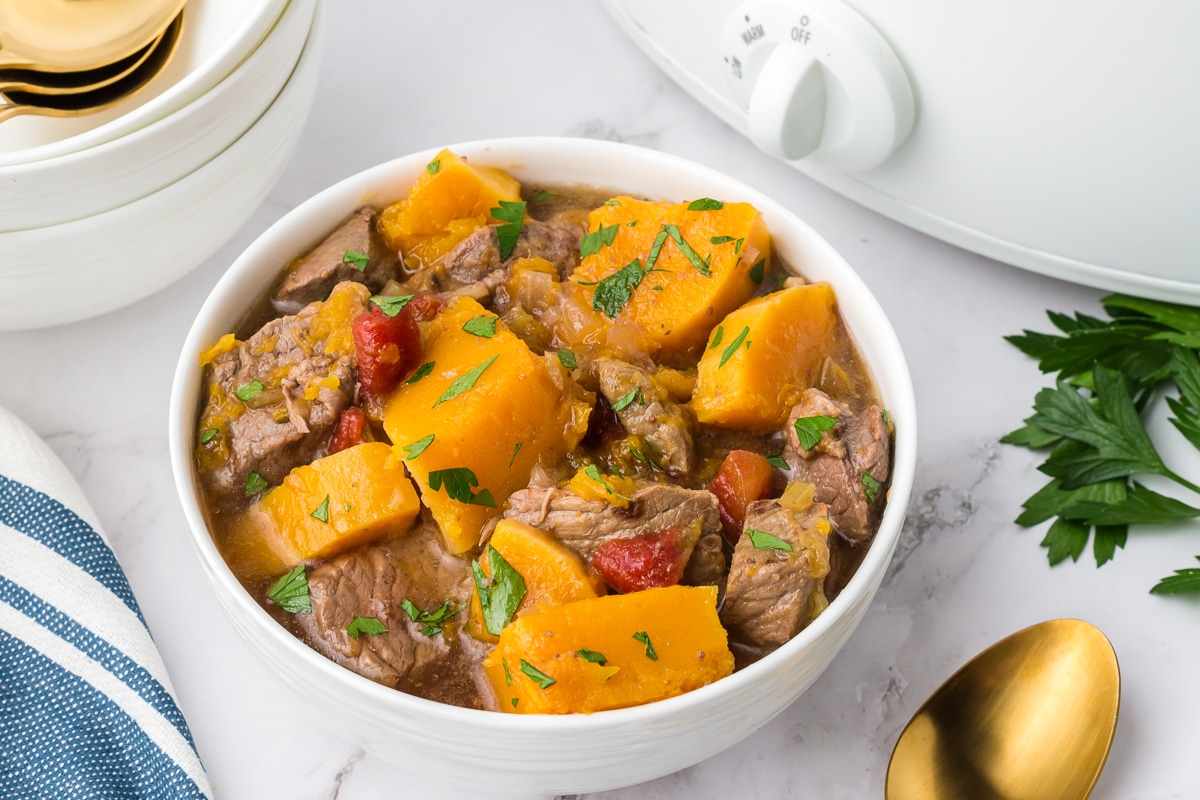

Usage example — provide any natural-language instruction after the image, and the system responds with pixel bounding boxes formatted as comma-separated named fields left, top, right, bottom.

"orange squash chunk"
left=568, top=197, right=770, bottom=355
left=468, top=519, right=605, bottom=643
left=483, top=585, right=734, bottom=714
left=692, top=283, right=839, bottom=430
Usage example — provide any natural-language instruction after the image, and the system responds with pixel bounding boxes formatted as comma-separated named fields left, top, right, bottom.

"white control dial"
left=720, top=0, right=915, bottom=172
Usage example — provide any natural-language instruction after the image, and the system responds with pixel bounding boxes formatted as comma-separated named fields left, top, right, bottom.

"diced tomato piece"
left=591, top=528, right=686, bottom=594
left=329, top=407, right=365, bottom=454
left=351, top=305, right=421, bottom=400
left=407, top=295, right=444, bottom=321
left=582, top=394, right=626, bottom=448
left=708, top=450, right=775, bottom=545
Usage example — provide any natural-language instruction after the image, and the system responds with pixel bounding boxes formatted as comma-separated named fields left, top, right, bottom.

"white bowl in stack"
left=0, top=0, right=323, bottom=331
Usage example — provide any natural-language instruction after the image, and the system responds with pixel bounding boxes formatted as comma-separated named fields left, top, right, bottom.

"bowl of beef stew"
left=169, top=137, right=916, bottom=793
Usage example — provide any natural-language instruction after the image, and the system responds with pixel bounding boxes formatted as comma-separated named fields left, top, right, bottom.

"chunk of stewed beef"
left=783, top=388, right=890, bottom=542
left=199, top=283, right=370, bottom=500
left=595, top=357, right=694, bottom=477
left=439, top=212, right=588, bottom=285
left=720, top=499, right=832, bottom=649
left=270, top=209, right=400, bottom=314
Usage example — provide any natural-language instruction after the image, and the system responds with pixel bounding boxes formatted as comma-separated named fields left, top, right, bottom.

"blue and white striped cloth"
left=0, top=404, right=211, bottom=799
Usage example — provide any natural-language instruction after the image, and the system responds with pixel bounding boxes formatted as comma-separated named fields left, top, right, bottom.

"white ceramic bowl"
left=169, top=138, right=917, bottom=795
left=0, top=1, right=323, bottom=331
left=0, top=0, right=314, bottom=231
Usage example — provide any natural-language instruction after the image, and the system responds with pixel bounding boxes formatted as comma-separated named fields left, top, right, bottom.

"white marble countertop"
left=3, top=2, right=1199, bottom=798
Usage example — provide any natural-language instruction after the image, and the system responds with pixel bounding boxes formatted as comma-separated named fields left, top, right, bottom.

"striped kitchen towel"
left=0, top=404, right=211, bottom=799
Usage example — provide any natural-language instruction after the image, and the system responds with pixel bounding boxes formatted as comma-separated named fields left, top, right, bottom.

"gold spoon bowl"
left=0, top=29, right=160, bottom=96
left=0, top=0, right=186, bottom=70
left=886, top=619, right=1120, bottom=800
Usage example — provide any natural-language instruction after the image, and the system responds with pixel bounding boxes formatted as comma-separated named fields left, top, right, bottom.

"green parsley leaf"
left=1041, top=518, right=1090, bottom=565
left=346, top=617, right=387, bottom=639
left=400, top=598, right=461, bottom=636
left=719, top=326, right=750, bottom=367
left=343, top=250, right=370, bottom=272
left=234, top=380, right=264, bottom=401
left=557, top=348, right=578, bottom=369
left=766, top=454, right=789, bottom=469
left=200, top=428, right=218, bottom=444
left=580, top=223, right=621, bottom=259
left=584, top=463, right=633, bottom=502
left=509, top=442, right=522, bottom=468
left=533, top=189, right=555, bottom=202
left=502, top=657, right=513, bottom=686
left=687, top=198, right=724, bottom=211
left=402, top=434, right=434, bottom=460
left=793, top=415, right=838, bottom=450
left=435, top=354, right=499, bottom=406
left=462, top=315, right=498, bottom=338
left=862, top=473, right=882, bottom=503
left=652, top=285, right=663, bottom=291
left=709, top=326, right=724, bottom=349
left=512, top=697, right=519, bottom=708
left=370, top=294, right=415, bottom=317
left=644, top=230, right=669, bottom=272
left=632, top=631, right=658, bottom=660
left=576, top=648, right=608, bottom=665
left=470, top=488, right=497, bottom=508
left=593, top=258, right=646, bottom=318
left=427, top=159, right=440, bottom=174
left=576, top=279, right=598, bottom=287
left=490, top=199, right=527, bottom=262
left=749, top=258, right=765, bottom=283
left=1151, top=557, right=1200, bottom=594
left=267, top=565, right=311, bottom=614
left=734, top=237, right=745, bottom=254
left=519, top=659, right=556, bottom=689
left=710, top=235, right=734, bottom=244
left=662, top=224, right=711, bottom=276
left=611, top=386, right=642, bottom=412
left=311, top=494, right=331, bottom=523
left=245, top=471, right=269, bottom=496
left=603, top=199, right=621, bottom=206
left=427, top=467, right=492, bottom=505
left=407, top=361, right=435, bottom=384
left=472, top=544, right=527, bottom=635
left=628, top=220, right=638, bottom=227
left=746, top=529, right=794, bottom=552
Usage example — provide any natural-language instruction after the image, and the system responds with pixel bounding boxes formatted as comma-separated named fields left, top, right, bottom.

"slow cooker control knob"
left=720, top=0, right=914, bottom=172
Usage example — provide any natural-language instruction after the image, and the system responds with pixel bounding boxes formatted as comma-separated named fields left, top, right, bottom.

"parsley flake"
left=632, top=631, right=658, bottom=660
left=557, top=348, right=578, bottom=370
left=719, top=326, right=750, bottom=367
left=580, top=223, right=621, bottom=259
left=346, top=617, right=387, bottom=639
left=426, top=159, right=440, bottom=174
left=311, top=495, right=331, bottom=523
left=735, top=237, right=745, bottom=254
left=402, top=434, right=434, bottom=459
left=502, top=657, right=513, bottom=686
left=519, top=659, right=556, bottom=689
left=604, top=199, right=621, bottom=206
left=370, top=294, right=415, bottom=317
left=644, top=230, right=669, bottom=272
left=490, top=200, right=527, bottom=262
left=862, top=473, right=882, bottom=503
left=434, top=354, right=499, bottom=406
left=512, top=697, right=519, bottom=708
left=662, top=224, right=711, bottom=276
left=766, top=454, right=789, bottom=469
left=584, top=464, right=633, bottom=501
left=407, top=361, right=435, bottom=384
left=267, top=565, right=311, bottom=614
left=245, top=471, right=269, bottom=496
left=200, top=428, right=218, bottom=444
left=612, top=386, right=642, bottom=412
left=343, top=250, right=370, bottom=272
left=428, top=467, right=495, bottom=506
left=749, top=258, right=765, bottom=283
left=473, top=544, right=527, bottom=635
left=509, top=442, right=522, bottom=468
left=687, top=198, right=724, bottom=211
left=593, top=258, right=645, bottom=318
left=462, top=315, right=498, bottom=338
left=234, top=380, right=264, bottom=401
left=746, top=528, right=794, bottom=552
left=577, top=648, right=608, bottom=665
left=710, top=235, right=735, bottom=244
left=400, top=598, right=461, bottom=636
left=533, top=189, right=555, bottom=202
left=708, top=326, right=725, bottom=350
left=794, top=415, right=838, bottom=450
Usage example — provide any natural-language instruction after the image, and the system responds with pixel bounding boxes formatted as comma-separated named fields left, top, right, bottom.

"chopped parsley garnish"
left=749, top=258, right=765, bottom=283
left=502, top=658, right=513, bottom=686
left=603, top=199, right=621, bottom=206
left=244, top=471, right=269, bottom=496
left=652, top=286, right=663, bottom=291
left=632, top=631, right=658, bottom=660
left=862, top=473, right=882, bottom=503
left=346, top=617, right=387, bottom=639
left=407, top=361, right=435, bottom=384
left=434, top=354, right=499, bottom=406
left=746, top=529, right=794, bottom=552
left=267, top=565, right=311, bottom=613
left=580, top=223, right=621, bottom=259
left=533, top=189, right=555, bottom=202
left=577, top=648, right=608, bottom=665
left=490, top=199, right=527, bottom=261
left=882, top=409, right=891, bottom=426
left=611, top=386, right=642, bottom=412
left=311, top=495, right=331, bottom=523
left=519, top=659, right=556, bottom=689
left=234, top=380, right=264, bottom=401
left=794, top=415, right=838, bottom=450
left=400, top=598, right=461, bottom=636
left=512, top=697, right=519, bottom=708
left=735, top=237, right=744, bottom=254
left=1152, top=558, right=1200, bottom=594
left=593, top=258, right=645, bottom=318
left=462, top=315, right=498, bottom=338
left=427, top=467, right=496, bottom=506
left=426, top=159, right=440, bottom=174
left=472, top=544, right=527, bottom=635
left=662, top=224, right=711, bottom=276
left=766, top=454, right=789, bottom=469
left=509, top=442, right=522, bottom=468
left=628, top=220, right=638, bottom=227
left=644, top=230, right=669, bottom=272
left=708, top=326, right=724, bottom=349
left=370, top=294, right=414, bottom=317
left=584, top=464, right=633, bottom=501
left=200, top=428, right=218, bottom=444
left=343, top=250, right=370, bottom=271
left=687, top=198, right=724, bottom=211
left=710, top=235, right=734, bottom=244
left=719, top=326, right=750, bottom=367
left=402, top=434, right=434, bottom=459
left=557, top=348, right=578, bottom=369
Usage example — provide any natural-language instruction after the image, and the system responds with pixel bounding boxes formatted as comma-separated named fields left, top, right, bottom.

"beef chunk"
left=504, top=466, right=720, bottom=561
left=439, top=212, right=587, bottom=285
left=596, top=357, right=694, bottom=476
left=199, top=283, right=370, bottom=500
left=270, top=209, right=400, bottom=314
left=783, top=389, right=890, bottom=542
left=721, top=499, right=832, bottom=649
left=682, top=525, right=727, bottom=590
left=299, top=526, right=490, bottom=709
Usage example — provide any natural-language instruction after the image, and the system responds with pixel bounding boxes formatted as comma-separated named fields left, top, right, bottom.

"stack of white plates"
left=0, top=0, right=323, bottom=330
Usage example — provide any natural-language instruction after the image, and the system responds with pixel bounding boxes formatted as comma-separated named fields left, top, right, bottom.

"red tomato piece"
left=351, top=305, right=421, bottom=400
left=407, top=295, right=444, bottom=321
left=328, top=407, right=365, bottom=454
left=591, top=527, right=686, bottom=594
left=708, top=450, right=775, bottom=545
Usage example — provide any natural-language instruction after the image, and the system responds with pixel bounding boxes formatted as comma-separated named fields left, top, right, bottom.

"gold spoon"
left=0, top=11, right=181, bottom=123
left=0, top=0, right=186, bottom=71
left=0, top=29, right=161, bottom=96
left=886, top=619, right=1120, bottom=800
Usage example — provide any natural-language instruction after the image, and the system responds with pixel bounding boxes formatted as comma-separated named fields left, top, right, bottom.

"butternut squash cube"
left=692, top=283, right=839, bottom=430
left=378, top=149, right=522, bottom=261
left=468, top=519, right=605, bottom=643
left=568, top=197, right=770, bottom=355
left=382, top=296, right=592, bottom=554
left=483, top=585, right=734, bottom=714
